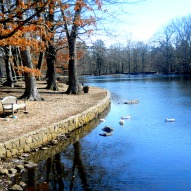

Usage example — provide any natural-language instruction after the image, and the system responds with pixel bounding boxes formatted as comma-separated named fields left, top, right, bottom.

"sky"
left=91, top=0, right=191, bottom=46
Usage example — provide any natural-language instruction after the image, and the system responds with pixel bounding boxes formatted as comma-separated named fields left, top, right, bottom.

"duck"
left=100, top=118, right=105, bottom=122
left=165, top=118, right=175, bottom=122
left=119, top=119, right=124, bottom=125
left=121, top=116, right=131, bottom=120
left=102, top=126, right=113, bottom=133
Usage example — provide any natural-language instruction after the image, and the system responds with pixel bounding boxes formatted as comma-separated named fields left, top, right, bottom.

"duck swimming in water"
left=119, top=119, right=124, bottom=125
left=121, top=116, right=131, bottom=120
left=100, top=118, right=105, bottom=122
left=165, top=118, right=175, bottom=122
left=102, top=126, right=113, bottom=133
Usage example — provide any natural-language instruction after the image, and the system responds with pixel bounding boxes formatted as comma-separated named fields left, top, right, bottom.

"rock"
left=0, top=168, right=9, bottom=175
left=18, top=156, right=25, bottom=160
left=22, top=153, right=29, bottom=158
left=19, top=181, right=26, bottom=188
left=0, top=154, right=5, bottom=158
left=7, top=159, right=20, bottom=163
left=16, top=165, right=25, bottom=172
left=57, top=134, right=66, bottom=140
left=31, top=148, right=39, bottom=152
left=51, top=140, right=58, bottom=145
left=41, top=147, right=49, bottom=150
left=99, top=133, right=113, bottom=136
left=8, top=168, right=17, bottom=174
left=24, top=161, right=37, bottom=169
left=9, top=184, right=23, bottom=191
left=0, top=143, right=6, bottom=156
left=5, top=179, right=12, bottom=185
left=102, top=126, right=113, bottom=133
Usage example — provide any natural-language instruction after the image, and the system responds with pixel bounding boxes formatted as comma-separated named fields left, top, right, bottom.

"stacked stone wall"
left=0, top=90, right=110, bottom=158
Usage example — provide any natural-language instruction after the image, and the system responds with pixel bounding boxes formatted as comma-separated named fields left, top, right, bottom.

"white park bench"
left=1, top=96, right=26, bottom=116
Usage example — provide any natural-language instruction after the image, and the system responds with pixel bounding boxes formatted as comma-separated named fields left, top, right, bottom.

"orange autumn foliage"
left=16, top=66, right=42, bottom=77
left=0, top=24, right=46, bottom=52
left=0, top=0, right=103, bottom=79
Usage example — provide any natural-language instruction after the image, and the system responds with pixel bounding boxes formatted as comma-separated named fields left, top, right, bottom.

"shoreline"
left=0, top=83, right=111, bottom=158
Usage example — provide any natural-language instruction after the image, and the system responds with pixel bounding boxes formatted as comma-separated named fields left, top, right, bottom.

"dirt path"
left=0, top=81, right=107, bottom=142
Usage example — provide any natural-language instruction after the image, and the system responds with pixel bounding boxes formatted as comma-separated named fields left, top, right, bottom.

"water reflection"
left=70, top=142, right=90, bottom=191
left=10, top=74, right=191, bottom=191
left=12, top=106, right=110, bottom=191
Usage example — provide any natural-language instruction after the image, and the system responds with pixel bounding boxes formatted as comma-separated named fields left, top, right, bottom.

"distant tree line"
left=78, top=14, right=191, bottom=75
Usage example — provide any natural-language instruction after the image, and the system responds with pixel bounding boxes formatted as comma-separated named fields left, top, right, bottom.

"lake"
left=15, top=74, right=191, bottom=191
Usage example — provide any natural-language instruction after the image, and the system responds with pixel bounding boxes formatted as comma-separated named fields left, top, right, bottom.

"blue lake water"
left=77, top=74, right=191, bottom=191
left=17, top=74, right=191, bottom=191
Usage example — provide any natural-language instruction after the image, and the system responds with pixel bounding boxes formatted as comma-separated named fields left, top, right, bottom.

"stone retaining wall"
left=0, top=89, right=111, bottom=158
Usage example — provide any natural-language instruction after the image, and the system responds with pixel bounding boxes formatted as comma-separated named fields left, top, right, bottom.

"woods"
left=78, top=14, right=191, bottom=75
left=0, top=0, right=103, bottom=98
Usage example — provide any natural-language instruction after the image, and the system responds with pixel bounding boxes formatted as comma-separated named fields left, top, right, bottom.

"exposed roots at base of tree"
left=46, top=85, right=59, bottom=91
left=19, top=94, right=44, bottom=101
left=65, top=89, right=78, bottom=95
left=2, top=81, right=14, bottom=87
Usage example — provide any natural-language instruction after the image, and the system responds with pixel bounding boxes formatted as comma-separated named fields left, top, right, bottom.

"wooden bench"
left=1, top=96, right=26, bottom=116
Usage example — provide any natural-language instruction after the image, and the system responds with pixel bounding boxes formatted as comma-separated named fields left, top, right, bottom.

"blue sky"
left=92, top=0, right=191, bottom=46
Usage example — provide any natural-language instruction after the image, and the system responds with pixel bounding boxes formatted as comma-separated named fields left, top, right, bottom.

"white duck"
left=100, top=118, right=105, bottom=122
left=121, top=116, right=131, bottom=120
left=165, top=118, right=175, bottom=122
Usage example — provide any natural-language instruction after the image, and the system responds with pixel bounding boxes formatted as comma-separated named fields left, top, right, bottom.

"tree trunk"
left=0, top=1, right=14, bottom=86
left=46, top=46, right=58, bottom=91
left=45, top=0, right=58, bottom=91
left=37, top=52, right=44, bottom=71
left=12, top=47, right=21, bottom=77
left=9, top=48, right=17, bottom=83
left=18, top=1, right=42, bottom=101
left=3, top=45, right=14, bottom=86
left=61, top=0, right=82, bottom=94
left=36, top=51, right=44, bottom=81
left=66, top=36, right=80, bottom=94
left=66, top=59, right=80, bottom=94
left=20, top=47, right=42, bottom=100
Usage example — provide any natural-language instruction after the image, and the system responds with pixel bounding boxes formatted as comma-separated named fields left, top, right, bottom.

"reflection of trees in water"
left=23, top=158, right=55, bottom=191
left=21, top=141, right=91, bottom=191
left=49, top=154, right=65, bottom=191
left=22, top=154, right=65, bottom=191
left=14, top=106, right=111, bottom=190
left=21, top=164, right=49, bottom=191
left=29, top=105, right=110, bottom=163
left=70, top=141, right=90, bottom=191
